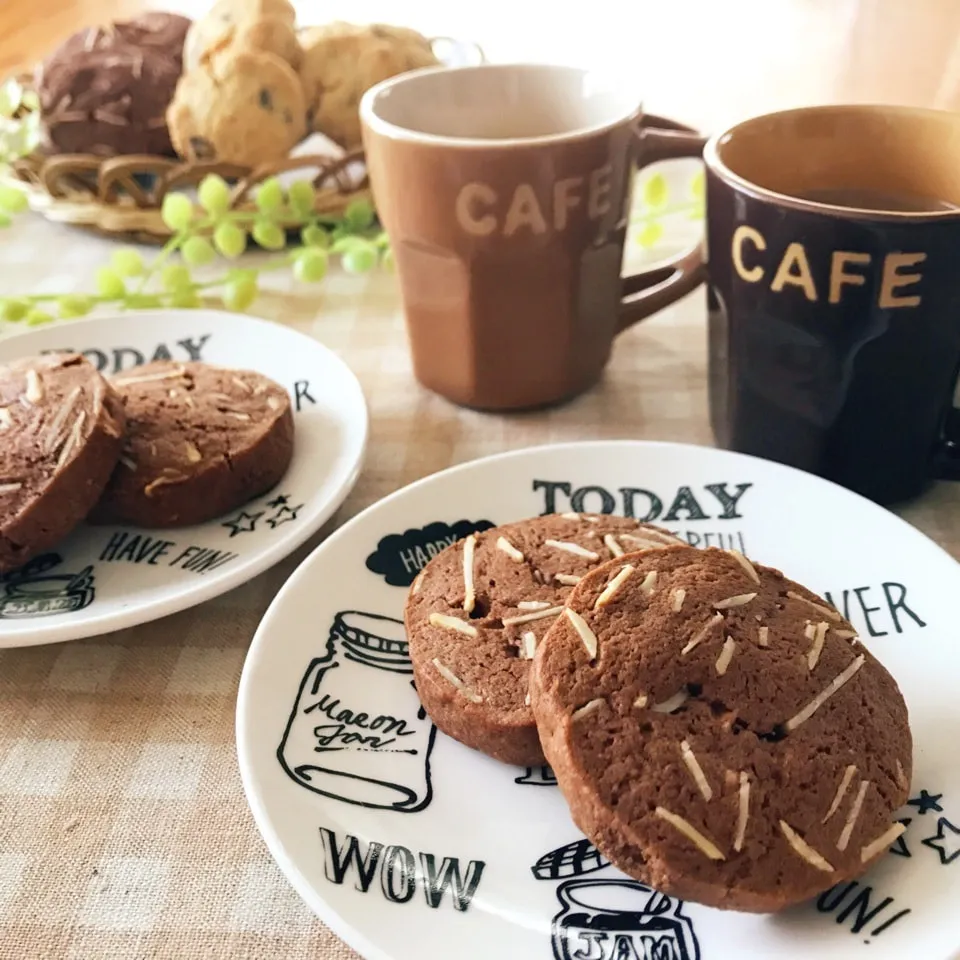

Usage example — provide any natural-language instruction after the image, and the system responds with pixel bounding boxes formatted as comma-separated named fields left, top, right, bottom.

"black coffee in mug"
left=700, top=105, right=960, bottom=504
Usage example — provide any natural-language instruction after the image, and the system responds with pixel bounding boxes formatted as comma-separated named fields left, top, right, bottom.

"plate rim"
left=236, top=438, right=960, bottom=960
left=0, top=309, right=370, bottom=647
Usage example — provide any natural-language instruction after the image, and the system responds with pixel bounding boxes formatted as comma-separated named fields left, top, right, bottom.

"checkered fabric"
left=1, top=213, right=959, bottom=960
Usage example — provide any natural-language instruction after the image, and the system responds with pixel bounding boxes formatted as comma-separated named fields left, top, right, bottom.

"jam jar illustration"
left=551, top=879, right=700, bottom=960
left=277, top=610, right=437, bottom=813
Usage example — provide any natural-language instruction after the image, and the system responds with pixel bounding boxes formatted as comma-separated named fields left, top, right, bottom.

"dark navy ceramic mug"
left=687, top=105, right=960, bottom=505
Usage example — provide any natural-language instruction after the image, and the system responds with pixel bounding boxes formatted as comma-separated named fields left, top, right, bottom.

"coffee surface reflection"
left=796, top=186, right=960, bottom=213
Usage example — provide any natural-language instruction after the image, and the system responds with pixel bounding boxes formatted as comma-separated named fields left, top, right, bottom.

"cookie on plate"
left=90, top=361, right=293, bottom=528
left=405, top=514, right=685, bottom=767
left=35, top=16, right=189, bottom=156
left=530, top=545, right=912, bottom=911
left=299, top=22, right=439, bottom=148
left=167, top=47, right=307, bottom=165
left=0, top=354, right=125, bottom=572
left=183, top=0, right=300, bottom=70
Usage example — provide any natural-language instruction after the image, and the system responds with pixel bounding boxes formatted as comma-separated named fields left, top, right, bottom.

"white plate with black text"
left=237, top=441, right=960, bottom=960
left=0, top=310, right=367, bottom=647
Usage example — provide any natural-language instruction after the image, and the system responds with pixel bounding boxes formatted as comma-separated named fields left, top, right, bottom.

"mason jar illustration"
left=551, top=879, right=700, bottom=960
left=515, top=765, right=558, bottom=787
left=277, top=610, right=437, bottom=813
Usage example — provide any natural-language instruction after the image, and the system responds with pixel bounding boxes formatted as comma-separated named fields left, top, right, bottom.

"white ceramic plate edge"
left=236, top=439, right=960, bottom=960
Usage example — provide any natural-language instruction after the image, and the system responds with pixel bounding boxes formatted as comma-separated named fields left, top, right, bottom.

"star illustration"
left=266, top=494, right=290, bottom=509
left=266, top=503, right=303, bottom=529
left=921, top=817, right=960, bottom=866
left=889, top=818, right=912, bottom=857
left=221, top=510, right=263, bottom=537
left=907, top=790, right=944, bottom=815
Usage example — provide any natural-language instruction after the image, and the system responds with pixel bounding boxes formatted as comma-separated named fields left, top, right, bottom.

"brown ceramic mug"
left=360, top=63, right=704, bottom=410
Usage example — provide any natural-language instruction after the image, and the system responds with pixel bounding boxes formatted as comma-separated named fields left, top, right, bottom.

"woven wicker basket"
left=0, top=35, right=484, bottom=244
left=3, top=148, right=369, bottom=244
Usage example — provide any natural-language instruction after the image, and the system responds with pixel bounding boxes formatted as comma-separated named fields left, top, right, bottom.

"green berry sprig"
left=0, top=172, right=392, bottom=327
left=0, top=77, right=40, bottom=168
left=0, top=76, right=39, bottom=232
left=631, top=169, right=705, bottom=248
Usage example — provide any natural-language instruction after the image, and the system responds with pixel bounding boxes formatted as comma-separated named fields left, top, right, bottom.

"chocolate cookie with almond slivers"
left=530, top=545, right=912, bottom=912
left=404, top=514, right=685, bottom=767
left=91, top=361, right=293, bottom=528
left=0, top=353, right=125, bottom=572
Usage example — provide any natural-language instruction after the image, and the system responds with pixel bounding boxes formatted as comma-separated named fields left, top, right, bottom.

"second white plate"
left=0, top=309, right=368, bottom=647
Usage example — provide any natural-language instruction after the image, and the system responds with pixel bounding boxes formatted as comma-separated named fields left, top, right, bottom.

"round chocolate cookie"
left=405, top=514, right=685, bottom=767
left=530, top=546, right=912, bottom=912
left=35, top=15, right=190, bottom=156
left=0, top=354, right=126, bottom=572
left=90, top=362, right=294, bottom=528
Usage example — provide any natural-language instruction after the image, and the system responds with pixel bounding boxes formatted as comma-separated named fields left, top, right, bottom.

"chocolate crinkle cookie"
left=35, top=13, right=192, bottom=156
left=530, top=545, right=912, bottom=911
left=405, top=514, right=685, bottom=767
left=0, top=354, right=125, bottom=573
left=90, top=361, right=294, bottom=528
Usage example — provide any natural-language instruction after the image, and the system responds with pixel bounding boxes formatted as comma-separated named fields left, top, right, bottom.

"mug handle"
left=618, top=125, right=709, bottom=333
left=933, top=406, right=960, bottom=479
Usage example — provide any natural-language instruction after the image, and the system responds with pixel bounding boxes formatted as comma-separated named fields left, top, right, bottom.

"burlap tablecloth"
left=1, top=214, right=960, bottom=960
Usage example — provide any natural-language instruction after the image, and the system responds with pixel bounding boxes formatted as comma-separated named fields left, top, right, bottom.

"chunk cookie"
left=530, top=546, right=912, bottom=911
left=405, top=514, right=685, bottom=767
left=90, top=362, right=293, bottom=528
left=299, top=21, right=439, bottom=148
left=167, top=47, right=307, bottom=166
left=0, top=354, right=125, bottom=572
left=183, top=0, right=300, bottom=70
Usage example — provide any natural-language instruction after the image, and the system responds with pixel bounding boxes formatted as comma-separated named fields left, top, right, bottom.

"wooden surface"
left=3, top=0, right=960, bottom=132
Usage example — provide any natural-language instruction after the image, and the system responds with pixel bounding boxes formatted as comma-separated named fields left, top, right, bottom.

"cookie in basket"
left=35, top=16, right=189, bottom=156
left=131, top=11, right=193, bottom=64
left=167, top=47, right=307, bottom=166
left=50, top=13, right=192, bottom=66
left=183, top=0, right=301, bottom=70
left=299, top=22, right=439, bottom=148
